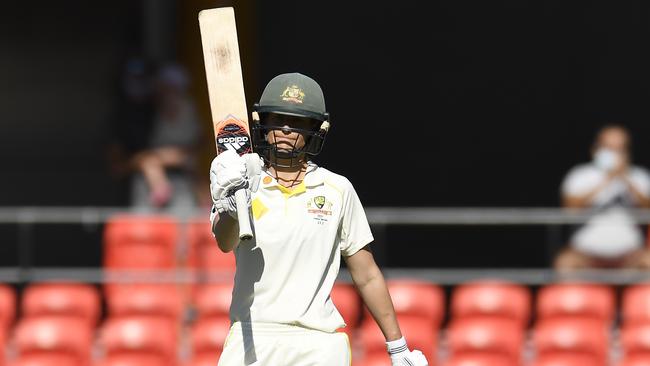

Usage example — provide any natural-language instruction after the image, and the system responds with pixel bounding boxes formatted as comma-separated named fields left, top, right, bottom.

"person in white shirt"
left=209, top=73, right=428, bottom=366
left=556, top=125, right=650, bottom=270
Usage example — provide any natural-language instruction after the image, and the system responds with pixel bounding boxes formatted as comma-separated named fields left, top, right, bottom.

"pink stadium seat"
left=451, top=281, right=530, bottom=327
left=106, top=284, right=184, bottom=320
left=99, top=315, right=177, bottom=361
left=22, top=283, right=100, bottom=326
left=331, top=282, right=361, bottom=331
left=94, top=354, right=168, bottom=366
left=530, top=353, right=602, bottom=366
left=446, top=317, right=523, bottom=363
left=13, top=316, right=92, bottom=366
left=443, top=354, right=517, bottom=366
left=186, top=219, right=236, bottom=272
left=360, top=316, right=436, bottom=362
left=622, top=323, right=650, bottom=357
left=619, top=355, right=650, bottom=366
left=363, top=280, right=444, bottom=328
left=533, top=317, right=608, bottom=366
left=537, top=283, right=615, bottom=324
left=191, top=316, right=231, bottom=355
left=103, top=215, right=178, bottom=270
left=0, top=284, right=16, bottom=332
left=10, top=354, right=80, bottom=366
left=623, top=284, right=650, bottom=325
left=194, top=283, right=233, bottom=319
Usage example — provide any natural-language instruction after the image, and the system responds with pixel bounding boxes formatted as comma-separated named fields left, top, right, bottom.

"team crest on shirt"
left=307, top=195, right=333, bottom=224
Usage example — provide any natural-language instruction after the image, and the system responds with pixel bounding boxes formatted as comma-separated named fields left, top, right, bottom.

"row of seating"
left=3, top=281, right=650, bottom=365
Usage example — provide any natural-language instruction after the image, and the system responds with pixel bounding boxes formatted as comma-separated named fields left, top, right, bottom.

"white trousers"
left=218, top=322, right=351, bottom=366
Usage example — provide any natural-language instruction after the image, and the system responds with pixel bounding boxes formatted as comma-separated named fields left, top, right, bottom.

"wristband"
left=386, top=336, right=408, bottom=355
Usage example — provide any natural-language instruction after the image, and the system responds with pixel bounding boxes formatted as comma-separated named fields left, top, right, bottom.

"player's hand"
left=210, top=150, right=248, bottom=211
left=243, top=153, right=263, bottom=193
left=387, top=337, right=428, bottom=366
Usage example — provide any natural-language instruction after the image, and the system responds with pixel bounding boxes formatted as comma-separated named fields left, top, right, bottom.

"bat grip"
left=234, top=188, right=253, bottom=240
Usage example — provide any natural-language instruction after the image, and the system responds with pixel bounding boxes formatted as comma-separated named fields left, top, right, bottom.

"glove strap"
left=386, top=336, right=408, bottom=355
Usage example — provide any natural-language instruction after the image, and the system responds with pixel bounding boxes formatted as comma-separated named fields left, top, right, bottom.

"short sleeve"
left=631, top=167, right=650, bottom=198
left=561, top=166, right=597, bottom=197
left=339, top=182, right=374, bottom=257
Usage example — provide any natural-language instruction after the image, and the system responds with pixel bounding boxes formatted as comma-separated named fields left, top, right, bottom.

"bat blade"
left=199, top=7, right=253, bottom=240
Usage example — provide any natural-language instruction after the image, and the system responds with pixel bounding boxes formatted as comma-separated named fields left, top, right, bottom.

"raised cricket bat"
left=199, top=7, right=253, bottom=240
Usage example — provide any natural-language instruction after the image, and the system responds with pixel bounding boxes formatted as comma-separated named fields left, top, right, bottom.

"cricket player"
left=210, top=73, right=428, bottom=366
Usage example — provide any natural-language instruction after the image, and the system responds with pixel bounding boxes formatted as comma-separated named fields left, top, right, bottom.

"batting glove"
left=387, top=337, right=429, bottom=366
left=210, top=150, right=248, bottom=214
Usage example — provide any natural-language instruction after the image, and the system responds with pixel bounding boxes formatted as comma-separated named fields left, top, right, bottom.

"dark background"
left=1, top=0, right=649, bottom=268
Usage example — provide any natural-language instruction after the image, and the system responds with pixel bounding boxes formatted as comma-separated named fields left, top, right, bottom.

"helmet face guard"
left=251, top=108, right=329, bottom=168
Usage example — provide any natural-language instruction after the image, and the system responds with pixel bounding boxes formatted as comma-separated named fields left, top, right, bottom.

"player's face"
left=263, top=113, right=317, bottom=152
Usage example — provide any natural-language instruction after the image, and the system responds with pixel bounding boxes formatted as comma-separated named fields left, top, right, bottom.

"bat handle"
left=234, top=188, right=253, bottom=240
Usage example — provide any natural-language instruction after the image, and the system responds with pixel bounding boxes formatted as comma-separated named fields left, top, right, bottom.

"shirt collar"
left=260, top=163, right=325, bottom=193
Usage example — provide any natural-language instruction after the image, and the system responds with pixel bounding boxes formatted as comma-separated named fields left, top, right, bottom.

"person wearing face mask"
left=209, top=73, right=429, bottom=366
left=555, top=125, right=650, bottom=270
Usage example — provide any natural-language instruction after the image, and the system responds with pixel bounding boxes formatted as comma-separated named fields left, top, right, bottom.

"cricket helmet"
left=251, top=73, right=330, bottom=164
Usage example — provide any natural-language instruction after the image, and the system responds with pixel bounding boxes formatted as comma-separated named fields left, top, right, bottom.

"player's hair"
left=593, top=123, right=631, bottom=150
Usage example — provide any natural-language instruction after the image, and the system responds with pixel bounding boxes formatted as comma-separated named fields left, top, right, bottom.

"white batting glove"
left=210, top=150, right=248, bottom=214
left=387, top=337, right=428, bottom=366
left=243, top=153, right=263, bottom=193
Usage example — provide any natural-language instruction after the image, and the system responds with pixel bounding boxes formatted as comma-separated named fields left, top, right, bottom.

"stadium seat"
left=99, top=315, right=177, bottom=361
left=446, top=317, right=523, bottom=362
left=106, top=284, right=184, bottom=321
left=451, top=281, right=530, bottom=327
left=186, top=219, right=236, bottom=272
left=0, top=284, right=16, bottom=332
left=358, top=353, right=390, bottom=366
left=94, top=354, right=168, bottom=366
left=623, top=284, right=650, bottom=325
left=9, top=354, right=80, bottom=366
left=363, top=280, right=444, bottom=328
left=529, top=353, right=602, bottom=366
left=360, top=316, right=436, bottom=362
left=619, top=355, right=650, bottom=366
left=184, top=354, right=222, bottom=366
left=442, top=354, right=517, bottom=366
left=194, top=283, right=233, bottom=319
left=191, top=316, right=231, bottom=355
left=13, top=315, right=92, bottom=366
left=103, top=215, right=178, bottom=270
left=622, top=323, right=650, bottom=357
left=533, top=317, right=608, bottom=366
left=331, top=282, right=361, bottom=330
left=536, top=283, right=615, bottom=324
left=22, top=283, right=101, bottom=326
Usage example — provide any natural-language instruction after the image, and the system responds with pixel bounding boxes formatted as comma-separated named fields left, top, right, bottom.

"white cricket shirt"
left=224, top=164, right=373, bottom=333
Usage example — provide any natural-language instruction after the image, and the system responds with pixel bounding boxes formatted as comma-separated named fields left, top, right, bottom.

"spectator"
left=555, top=125, right=650, bottom=270
left=109, top=60, right=204, bottom=211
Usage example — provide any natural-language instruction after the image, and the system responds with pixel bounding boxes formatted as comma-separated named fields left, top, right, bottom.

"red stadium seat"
left=358, top=353, right=390, bottom=366
left=619, top=355, right=650, bottom=366
left=0, top=284, right=16, bottom=332
left=184, top=354, right=223, bottom=366
left=22, top=283, right=101, bottom=326
left=9, top=354, right=80, bottom=366
left=186, top=219, right=236, bottom=272
left=529, top=353, right=602, bottom=366
left=446, top=317, right=523, bottom=362
left=13, top=316, right=92, bottom=366
left=443, top=354, right=517, bottom=366
left=363, top=280, right=444, bottom=328
left=99, top=315, right=177, bottom=361
left=106, top=284, right=184, bottom=321
left=623, top=284, right=650, bottom=325
left=360, top=316, right=437, bottom=362
left=94, top=354, right=168, bottom=366
left=331, top=282, right=361, bottom=331
left=194, top=283, right=233, bottom=319
left=536, top=283, right=615, bottom=324
left=191, top=316, right=231, bottom=355
left=451, top=281, right=530, bottom=327
left=533, top=317, right=608, bottom=366
left=103, top=215, right=178, bottom=270
left=622, top=323, right=650, bottom=357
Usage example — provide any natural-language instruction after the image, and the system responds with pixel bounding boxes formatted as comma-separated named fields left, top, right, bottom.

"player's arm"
left=211, top=210, right=240, bottom=252
left=344, top=246, right=401, bottom=340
